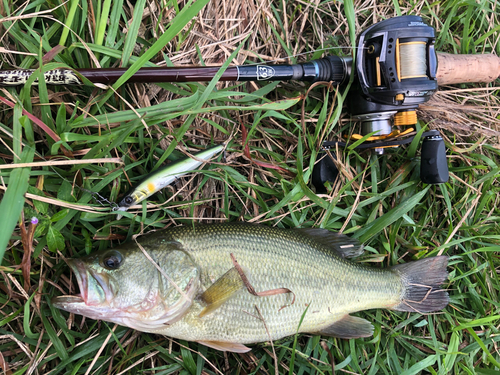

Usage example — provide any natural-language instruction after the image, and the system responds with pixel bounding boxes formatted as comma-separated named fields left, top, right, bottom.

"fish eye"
left=101, top=251, right=123, bottom=270
left=124, top=196, right=134, bottom=205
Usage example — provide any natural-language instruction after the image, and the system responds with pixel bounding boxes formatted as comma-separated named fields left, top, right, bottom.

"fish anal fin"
left=198, top=340, right=251, bottom=353
left=295, top=229, right=363, bottom=258
left=199, top=267, right=244, bottom=317
left=317, top=315, right=374, bottom=339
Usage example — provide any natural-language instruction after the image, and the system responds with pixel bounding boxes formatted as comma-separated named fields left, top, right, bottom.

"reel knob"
left=420, top=133, right=449, bottom=184
left=312, top=153, right=339, bottom=193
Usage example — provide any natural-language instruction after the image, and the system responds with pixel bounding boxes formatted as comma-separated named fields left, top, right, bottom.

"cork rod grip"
left=436, top=52, right=500, bottom=85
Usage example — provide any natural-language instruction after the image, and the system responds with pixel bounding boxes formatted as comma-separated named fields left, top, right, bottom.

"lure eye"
left=101, top=251, right=123, bottom=270
left=124, top=196, right=134, bottom=205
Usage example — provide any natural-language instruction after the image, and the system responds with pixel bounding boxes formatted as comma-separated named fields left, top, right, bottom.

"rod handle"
left=436, top=52, right=500, bottom=85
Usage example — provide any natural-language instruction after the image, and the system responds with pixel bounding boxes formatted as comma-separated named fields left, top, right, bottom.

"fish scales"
left=52, top=223, right=449, bottom=352
left=132, top=224, right=401, bottom=343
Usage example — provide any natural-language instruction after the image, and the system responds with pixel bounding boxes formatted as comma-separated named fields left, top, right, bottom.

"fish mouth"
left=51, top=258, right=110, bottom=309
left=69, top=258, right=89, bottom=302
left=51, top=259, right=87, bottom=309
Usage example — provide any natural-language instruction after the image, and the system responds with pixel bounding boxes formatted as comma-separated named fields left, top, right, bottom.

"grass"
left=0, top=0, right=499, bottom=374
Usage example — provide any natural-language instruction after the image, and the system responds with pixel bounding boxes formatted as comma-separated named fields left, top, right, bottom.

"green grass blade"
left=0, top=148, right=34, bottom=265
left=353, top=186, right=430, bottom=243
left=95, top=0, right=113, bottom=49
left=120, top=0, right=146, bottom=66
left=343, top=0, right=357, bottom=46
left=400, top=355, right=437, bottom=375
left=466, top=328, right=500, bottom=368
left=59, top=0, right=80, bottom=46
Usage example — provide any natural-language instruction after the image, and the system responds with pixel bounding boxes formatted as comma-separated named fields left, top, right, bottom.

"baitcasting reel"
left=313, top=15, right=449, bottom=192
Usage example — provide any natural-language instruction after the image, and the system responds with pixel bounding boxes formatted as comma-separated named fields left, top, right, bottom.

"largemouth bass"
left=52, top=223, right=449, bottom=353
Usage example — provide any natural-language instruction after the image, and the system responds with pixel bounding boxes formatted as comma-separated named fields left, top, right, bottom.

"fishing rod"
left=0, top=37, right=498, bottom=87
left=1, top=47, right=498, bottom=87
left=2, top=16, right=498, bottom=188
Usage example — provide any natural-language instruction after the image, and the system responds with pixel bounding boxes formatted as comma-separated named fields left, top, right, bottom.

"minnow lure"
left=115, top=144, right=224, bottom=217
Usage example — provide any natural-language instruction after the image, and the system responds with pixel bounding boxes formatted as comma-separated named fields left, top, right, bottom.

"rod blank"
left=0, top=56, right=350, bottom=87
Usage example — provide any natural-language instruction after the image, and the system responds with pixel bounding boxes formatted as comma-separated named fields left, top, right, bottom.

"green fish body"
left=52, top=223, right=448, bottom=352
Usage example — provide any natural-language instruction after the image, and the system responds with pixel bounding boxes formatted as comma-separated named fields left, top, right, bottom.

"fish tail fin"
left=391, top=256, right=449, bottom=313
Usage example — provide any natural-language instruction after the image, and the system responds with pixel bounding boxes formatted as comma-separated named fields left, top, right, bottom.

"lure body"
left=115, top=144, right=223, bottom=214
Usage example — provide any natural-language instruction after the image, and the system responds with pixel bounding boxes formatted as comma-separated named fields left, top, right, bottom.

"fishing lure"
left=115, top=144, right=224, bottom=217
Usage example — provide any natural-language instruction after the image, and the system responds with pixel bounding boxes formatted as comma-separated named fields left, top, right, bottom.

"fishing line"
left=234, top=46, right=367, bottom=66
left=398, top=40, right=427, bottom=80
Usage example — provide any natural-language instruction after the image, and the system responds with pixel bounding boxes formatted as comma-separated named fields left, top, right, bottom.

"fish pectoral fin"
left=197, top=340, right=251, bottom=353
left=294, top=228, right=363, bottom=258
left=199, top=267, right=244, bottom=317
left=317, top=315, right=374, bottom=339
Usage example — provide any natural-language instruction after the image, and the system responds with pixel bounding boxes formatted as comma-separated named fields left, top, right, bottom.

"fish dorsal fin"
left=317, top=315, right=374, bottom=339
left=138, top=231, right=184, bottom=251
left=199, top=267, right=244, bottom=317
left=295, top=228, right=364, bottom=258
left=197, top=340, right=251, bottom=353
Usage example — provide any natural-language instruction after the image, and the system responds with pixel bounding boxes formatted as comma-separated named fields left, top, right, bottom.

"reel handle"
left=420, top=132, right=449, bottom=184
left=311, top=153, right=339, bottom=193
left=436, top=53, right=500, bottom=85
